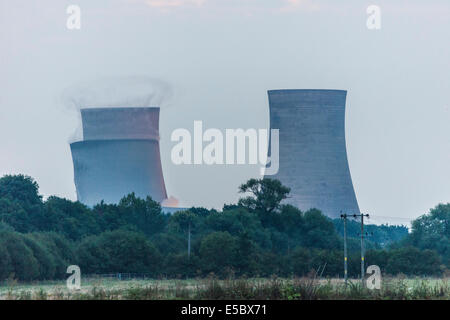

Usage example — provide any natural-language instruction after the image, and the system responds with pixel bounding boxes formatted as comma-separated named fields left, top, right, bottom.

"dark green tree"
left=279, top=205, right=304, bottom=254
left=0, top=231, right=39, bottom=281
left=43, top=196, right=99, bottom=240
left=118, top=193, right=166, bottom=236
left=0, top=242, right=13, bottom=280
left=405, top=203, right=450, bottom=266
left=22, top=234, right=57, bottom=280
left=199, top=231, right=238, bottom=276
left=301, top=209, right=340, bottom=250
left=386, top=247, right=442, bottom=276
left=168, top=210, right=196, bottom=259
left=238, top=178, right=290, bottom=215
left=76, top=230, right=161, bottom=274
left=0, top=175, right=44, bottom=232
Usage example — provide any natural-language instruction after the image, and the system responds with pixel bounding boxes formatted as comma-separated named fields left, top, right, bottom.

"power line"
left=339, top=212, right=413, bottom=282
left=341, top=213, right=370, bottom=283
left=368, top=215, right=413, bottom=221
left=346, top=213, right=369, bottom=282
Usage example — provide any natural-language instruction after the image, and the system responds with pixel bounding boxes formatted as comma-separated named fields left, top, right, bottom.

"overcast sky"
left=0, top=0, right=449, bottom=225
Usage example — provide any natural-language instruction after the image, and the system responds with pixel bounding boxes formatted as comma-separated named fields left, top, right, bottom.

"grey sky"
left=0, top=0, right=449, bottom=225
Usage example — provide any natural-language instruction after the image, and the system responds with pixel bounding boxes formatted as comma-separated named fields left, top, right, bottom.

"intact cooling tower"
left=266, top=89, right=359, bottom=218
left=70, top=107, right=167, bottom=206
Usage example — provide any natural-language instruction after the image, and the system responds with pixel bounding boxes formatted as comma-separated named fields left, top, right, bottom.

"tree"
left=0, top=175, right=45, bottom=233
left=405, top=203, right=450, bottom=266
left=309, top=249, right=342, bottom=277
left=43, top=196, right=98, bottom=240
left=238, top=178, right=290, bottom=214
left=205, top=207, right=271, bottom=249
left=76, top=230, right=161, bottom=275
left=29, top=232, right=76, bottom=278
left=0, top=242, right=13, bottom=280
left=199, top=231, right=238, bottom=276
left=0, top=221, right=14, bottom=232
left=118, top=193, right=166, bottom=236
left=279, top=205, right=304, bottom=254
left=301, top=209, right=340, bottom=250
left=1, top=173, right=447, bottom=280
left=290, top=247, right=311, bottom=276
left=238, top=178, right=290, bottom=228
left=22, top=235, right=57, bottom=280
left=151, top=233, right=186, bottom=256
left=386, top=247, right=442, bottom=276
left=235, top=231, right=259, bottom=276
left=163, top=253, right=200, bottom=278
left=76, top=235, right=111, bottom=274
left=0, top=175, right=42, bottom=208
left=169, top=210, right=196, bottom=259
left=0, top=231, right=39, bottom=281
left=0, top=198, right=29, bottom=232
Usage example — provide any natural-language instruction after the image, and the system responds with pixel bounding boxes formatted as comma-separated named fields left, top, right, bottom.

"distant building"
left=70, top=107, right=167, bottom=207
left=266, top=89, right=360, bottom=218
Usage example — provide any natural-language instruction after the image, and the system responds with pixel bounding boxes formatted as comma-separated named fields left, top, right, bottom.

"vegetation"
left=402, top=204, right=450, bottom=266
left=1, top=276, right=448, bottom=300
left=0, top=174, right=448, bottom=282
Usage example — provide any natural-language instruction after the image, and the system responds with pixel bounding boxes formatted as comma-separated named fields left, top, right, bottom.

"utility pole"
left=187, top=222, right=191, bottom=260
left=340, top=213, right=348, bottom=285
left=352, top=213, right=369, bottom=283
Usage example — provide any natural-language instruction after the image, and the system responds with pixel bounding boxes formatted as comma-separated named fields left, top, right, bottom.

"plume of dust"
left=61, top=76, right=174, bottom=143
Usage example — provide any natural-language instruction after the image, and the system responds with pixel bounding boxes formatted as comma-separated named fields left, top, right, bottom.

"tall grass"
left=1, top=276, right=448, bottom=300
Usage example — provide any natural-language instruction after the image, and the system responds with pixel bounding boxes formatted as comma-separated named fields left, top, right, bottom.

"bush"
left=29, top=232, right=76, bottom=278
left=290, top=247, right=312, bottom=276
left=199, top=231, right=238, bottom=276
left=76, top=230, right=161, bottom=275
left=0, top=231, right=39, bottom=281
left=386, top=247, right=442, bottom=276
left=163, top=253, right=201, bottom=278
left=22, top=235, right=56, bottom=280
left=0, top=243, right=13, bottom=280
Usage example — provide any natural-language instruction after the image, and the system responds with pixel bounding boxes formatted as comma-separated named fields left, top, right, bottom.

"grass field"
left=1, top=276, right=449, bottom=300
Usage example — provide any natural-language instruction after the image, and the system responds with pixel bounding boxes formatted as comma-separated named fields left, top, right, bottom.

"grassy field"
left=0, top=276, right=448, bottom=300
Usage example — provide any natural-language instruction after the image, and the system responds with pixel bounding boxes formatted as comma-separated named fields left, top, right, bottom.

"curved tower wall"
left=266, top=89, right=359, bottom=218
left=81, top=107, right=160, bottom=141
left=70, top=107, right=167, bottom=206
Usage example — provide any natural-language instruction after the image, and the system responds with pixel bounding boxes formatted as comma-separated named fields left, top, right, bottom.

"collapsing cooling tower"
left=266, top=89, right=360, bottom=218
left=70, top=107, right=167, bottom=206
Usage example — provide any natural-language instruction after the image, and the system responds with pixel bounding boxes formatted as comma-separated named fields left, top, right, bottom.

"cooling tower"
left=266, top=89, right=359, bottom=218
left=70, top=107, right=167, bottom=206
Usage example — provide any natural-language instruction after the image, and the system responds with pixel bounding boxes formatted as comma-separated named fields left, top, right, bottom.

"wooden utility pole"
left=187, top=222, right=191, bottom=260
left=340, top=213, right=349, bottom=285
left=352, top=213, right=369, bottom=282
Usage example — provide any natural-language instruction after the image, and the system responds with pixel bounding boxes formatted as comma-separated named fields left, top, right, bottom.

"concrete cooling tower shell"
left=266, top=89, right=359, bottom=218
left=81, top=107, right=160, bottom=141
left=70, top=139, right=167, bottom=206
left=70, top=107, right=167, bottom=206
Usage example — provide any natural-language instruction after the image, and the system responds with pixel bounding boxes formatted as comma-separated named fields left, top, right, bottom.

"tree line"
left=0, top=175, right=447, bottom=281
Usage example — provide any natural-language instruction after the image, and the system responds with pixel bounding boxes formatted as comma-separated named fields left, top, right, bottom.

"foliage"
left=238, top=178, right=290, bottom=216
left=0, top=175, right=447, bottom=280
left=333, top=219, right=409, bottom=248
left=76, top=230, right=160, bottom=275
left=403, top=203, right=450, bottom=265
